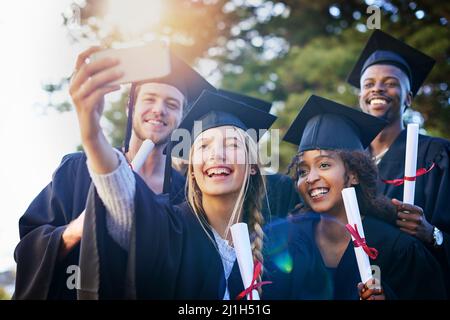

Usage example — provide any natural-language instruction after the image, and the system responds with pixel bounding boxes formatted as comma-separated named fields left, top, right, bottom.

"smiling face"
left=296, top=149, right=357, bottom=216
left=186, top=125, right=265, bottom=264
left=191, top=126, right=250, bottom=197
left=359, top=64, right=412, bottom=124
left=132, top=82, right=185, bottom=145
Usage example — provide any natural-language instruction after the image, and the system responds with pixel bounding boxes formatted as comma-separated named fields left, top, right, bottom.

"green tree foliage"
left=47, top=0, right=449, bottom=169
left=0, top=287, right=10, bottom=300
left=218, top=1, right=450, bottom=169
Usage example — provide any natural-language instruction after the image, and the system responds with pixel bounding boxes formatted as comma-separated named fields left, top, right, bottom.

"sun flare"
left=105, top=0, right=163, bottom=36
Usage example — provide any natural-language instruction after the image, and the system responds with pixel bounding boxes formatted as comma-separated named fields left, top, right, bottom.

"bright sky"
left=0, top=0, right=215, bottom=273
left=0, top=0, right=84, bottom=272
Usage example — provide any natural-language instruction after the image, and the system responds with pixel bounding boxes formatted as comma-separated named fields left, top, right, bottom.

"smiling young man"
left=347, top=30, right=450, bottom=294
left=14, top=46, right=214, bottom=299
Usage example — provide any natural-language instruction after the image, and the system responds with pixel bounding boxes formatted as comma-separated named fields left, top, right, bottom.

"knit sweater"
left=87, top=149, right=236, bottom=299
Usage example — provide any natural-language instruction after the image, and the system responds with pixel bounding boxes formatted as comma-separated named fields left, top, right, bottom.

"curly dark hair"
left=287, top=149, right=396, bottom=225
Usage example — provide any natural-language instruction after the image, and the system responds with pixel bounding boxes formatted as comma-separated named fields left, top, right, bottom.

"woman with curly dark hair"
left=288, top=149, right=397, bottom=225
left=263, top=95, right=446, bottom=300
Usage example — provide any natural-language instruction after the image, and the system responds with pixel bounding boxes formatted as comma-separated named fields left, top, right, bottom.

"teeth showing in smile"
left=145, top=119, right=165, bottom=125
left=206, top=167, right=231, bottom=177
left=369, top=98, right=388, bottom=106
left=309, top=188, right=329, bottom=198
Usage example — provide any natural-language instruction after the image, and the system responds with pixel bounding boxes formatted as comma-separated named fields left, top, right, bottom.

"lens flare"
left=272, top=251, right=293, bottom=274
left=105, top=0, right=163, bottom=36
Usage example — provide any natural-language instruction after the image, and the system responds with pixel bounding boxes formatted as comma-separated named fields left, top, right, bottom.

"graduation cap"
left=217, top=89, right=273, bottom=113
left=347, top=30, right=435, bottom=96
left=174, top=89, right=277, bottom=159
left=283, top=95, right=387, bottom=152
left=124, top=51, right=215, bottom=152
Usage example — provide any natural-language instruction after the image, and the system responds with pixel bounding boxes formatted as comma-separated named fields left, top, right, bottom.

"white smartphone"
left=89, top=41, right=171, bottom=85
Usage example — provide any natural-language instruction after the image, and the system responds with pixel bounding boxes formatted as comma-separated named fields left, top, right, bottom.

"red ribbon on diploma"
left=382, top=163, right=435, bottom=186
left=236, top=260, right=272, bottom=300
left=124, top=156, right=134, bottom=170
left=345, top=224, right=378, bottom=260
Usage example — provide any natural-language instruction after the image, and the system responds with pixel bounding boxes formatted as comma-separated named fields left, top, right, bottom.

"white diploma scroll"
left=403, top=123, right=419, bottom=205
left=131, top=139, right=155, bottom=172
left=342, top=187, right=373, bottom=284
left=230, top=223, right=260, bottom=300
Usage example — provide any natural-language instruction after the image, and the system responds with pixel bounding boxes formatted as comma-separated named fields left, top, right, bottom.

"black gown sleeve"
left=80, top=167, right=241, bottom=300
left=414, top=139, right=450, bottom=296
left=381, top=232, right=447, bottom=299
left=378, top=135, right=450, bottom=295
left=422, top=138, right=450, bottom=234
left=14, top=153, right=90, bottom=299
left=80, top=172, right=192, bottom=299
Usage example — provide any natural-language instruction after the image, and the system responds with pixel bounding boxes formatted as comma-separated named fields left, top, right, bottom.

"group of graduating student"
left=14, top=30, right=450, bottom=300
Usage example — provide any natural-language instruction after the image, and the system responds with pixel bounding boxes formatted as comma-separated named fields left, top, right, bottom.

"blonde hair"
left=186, top=126, right=266, bottom=295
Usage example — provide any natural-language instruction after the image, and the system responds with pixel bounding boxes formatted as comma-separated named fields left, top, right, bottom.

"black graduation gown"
left=263, top=212, right=447, bottom=300
left=377, top=130, right=450, bottom=291
left=78, top=172, right=247, bottom=300
left=14, top=152, right=186, bottom=300
left=262, top=173, right=300, bottom=220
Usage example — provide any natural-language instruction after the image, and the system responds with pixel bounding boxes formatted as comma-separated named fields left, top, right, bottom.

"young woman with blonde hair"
left=76, top=89, right=276, bottom=299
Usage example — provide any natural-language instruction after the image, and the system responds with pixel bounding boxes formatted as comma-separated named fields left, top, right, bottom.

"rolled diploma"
left=342, top=187, right=372, bottom=284
left=230, top=223, right=260, bottom=300
left=403, top=124, right=419, bottom=205
left=130, top=139, right=155, bottom=172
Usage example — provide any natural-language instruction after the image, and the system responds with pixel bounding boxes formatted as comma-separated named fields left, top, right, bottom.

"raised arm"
left=70, top=46, right=123, bottom=173
left=70, top=47, right=134, bottom=249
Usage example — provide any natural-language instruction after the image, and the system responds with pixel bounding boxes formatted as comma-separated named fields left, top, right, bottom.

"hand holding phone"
left=89, top=41, right=171, bottom=85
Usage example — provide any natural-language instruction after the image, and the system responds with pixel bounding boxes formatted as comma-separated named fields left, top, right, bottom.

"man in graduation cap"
left=347, top=30, right=450, bottom=292
left=14, top=46, right=213, bottom=299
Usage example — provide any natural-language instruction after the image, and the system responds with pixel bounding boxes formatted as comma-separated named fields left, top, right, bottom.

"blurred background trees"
left=0, top=288, right=9, bottom=300
left=45, top=0, right=450, bottom=169
left=0, top=270, right=14, bottom=299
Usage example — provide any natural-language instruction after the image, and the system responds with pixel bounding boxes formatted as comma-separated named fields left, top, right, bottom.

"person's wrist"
left=80, top=122, right=102, bottom=143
